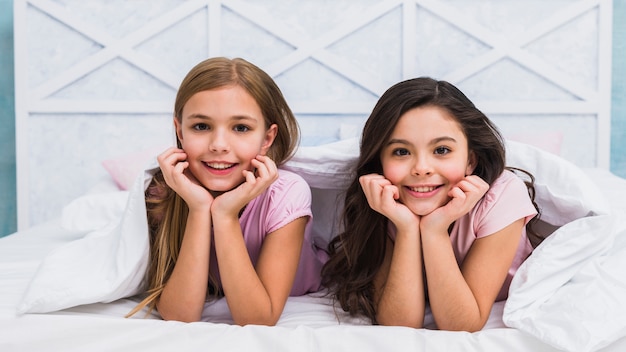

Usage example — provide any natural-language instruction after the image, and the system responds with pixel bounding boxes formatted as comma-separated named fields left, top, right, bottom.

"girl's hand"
left=157, top=147, right=213, bottom=210
left=359, top=174, right=420, bottom=233
left=421, top=175, right=489, bottom=233
left=211, top=155, right=278, bottom=217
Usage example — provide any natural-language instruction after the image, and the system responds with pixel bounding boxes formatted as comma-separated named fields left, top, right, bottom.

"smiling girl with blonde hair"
left=128, top=57, right=326, bottom=325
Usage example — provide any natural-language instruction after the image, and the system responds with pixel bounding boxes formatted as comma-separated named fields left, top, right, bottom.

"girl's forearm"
left=157, top=208, right=212, bottom=322
left=421, top=233, right=483, bottom=331
left=376, top=231, right=425, bottom=328
left=212, top=216, right=277, bottom=326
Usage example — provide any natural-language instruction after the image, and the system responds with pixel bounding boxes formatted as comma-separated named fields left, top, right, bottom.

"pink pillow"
left=102, top=145, right=167, bottom=190
left=507, top=132, right=563, bottom=156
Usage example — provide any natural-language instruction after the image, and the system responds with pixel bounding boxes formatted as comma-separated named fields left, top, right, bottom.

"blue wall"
left=0, top=2, right=625, bottom=237
left=612, top=0, right=626, bottom=178
left=0, top=0, right=16, bottom=237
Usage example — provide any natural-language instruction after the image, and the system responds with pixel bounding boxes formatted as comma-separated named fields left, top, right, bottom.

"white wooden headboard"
left=14, top=0, right=613, bottom=229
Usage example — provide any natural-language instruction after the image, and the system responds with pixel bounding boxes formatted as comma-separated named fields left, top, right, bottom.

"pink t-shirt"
left=449, top=170, right=537, bottom=300
left=209, top=169, right=327, bottom=296
left=390, top=170, right=537, bottom=301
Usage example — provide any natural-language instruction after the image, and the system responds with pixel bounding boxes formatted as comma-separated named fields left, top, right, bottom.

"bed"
left=5, top=0, right=626, bottom=351
left=2, top=138, right=626, bottom=352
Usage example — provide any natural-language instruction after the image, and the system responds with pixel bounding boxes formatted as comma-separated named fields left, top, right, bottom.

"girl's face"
left=380, top=105, right=475, bottom=216
left=174, top=85, right=277, bottom=194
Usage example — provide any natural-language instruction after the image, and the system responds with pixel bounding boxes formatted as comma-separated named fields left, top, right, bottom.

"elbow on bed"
left=232, top=305, right=285, bottom=326
left=160, top=312, right=202, bottom=323
left=157, top=305, right=203, bottom=323
left=234, top=315, right=280, bottom=327
left=377, top=315, right=424, bottom=329
left=435, top=318, right=486, bottom=333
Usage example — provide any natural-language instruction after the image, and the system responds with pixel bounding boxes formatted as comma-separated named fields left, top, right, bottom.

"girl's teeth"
left=207, top=163, right=233, bottom=170
left=411, top=186, right=435, bottom=193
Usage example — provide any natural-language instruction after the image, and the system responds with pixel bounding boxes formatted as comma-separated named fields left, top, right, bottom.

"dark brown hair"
left=320, top=77, right=540, bottom=323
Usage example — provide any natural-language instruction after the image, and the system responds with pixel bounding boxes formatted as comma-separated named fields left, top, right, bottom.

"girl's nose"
left=209, top=130, right=230, bottom=152
left=412, top=156, right=433, bottom=176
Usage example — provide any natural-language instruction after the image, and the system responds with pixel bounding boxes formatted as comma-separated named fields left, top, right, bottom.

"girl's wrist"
left=419, top=221, right=450, bottom=239
left=187, top=201, right=212, bottom=214
left=394, top=221, right=420, bottom=237
left=211, top=213, right=240, bottom=231
left=210, top=202, right=242, bottom=220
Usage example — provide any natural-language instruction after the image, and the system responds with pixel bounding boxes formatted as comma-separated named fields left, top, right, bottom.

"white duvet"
left=13, top=140, right=626, bottom=352
left=505, top=214, right=626, bottom=351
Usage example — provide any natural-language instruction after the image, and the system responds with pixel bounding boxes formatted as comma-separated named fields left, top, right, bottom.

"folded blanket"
left=504, top=215, right=626, bottom=352
left=17, top=162, right=157, bottom=315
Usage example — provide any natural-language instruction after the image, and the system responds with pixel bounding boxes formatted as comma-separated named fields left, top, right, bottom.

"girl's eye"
left=392, top=148, right=410, bottom=156
left=434, top=146, right=451, bottom=155
left=193, top=123, right=209, bottom=131
left=234, top=124, right=250, bottom=133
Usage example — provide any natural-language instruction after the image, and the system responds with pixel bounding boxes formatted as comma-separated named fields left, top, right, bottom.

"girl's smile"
left=381, top=105, right=475, bottom=216
left=174, top=86, right=277, bottom=193
left=404, top=184, right=443, bottom=198
left=203, top=161, right=238, bottom=175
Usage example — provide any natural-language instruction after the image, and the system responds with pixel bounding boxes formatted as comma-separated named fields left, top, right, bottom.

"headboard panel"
left=14, top=0, right=613, bottom=229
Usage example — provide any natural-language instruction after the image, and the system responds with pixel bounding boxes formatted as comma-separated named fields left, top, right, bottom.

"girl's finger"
left=382, top=184, right=398, bottom=202
left=256, top=155, right=278, bottom=180
left=173, top=160, right=188, bottom=174
left=157, top=147, right=183, bottom=160
left=158, top=149, right=186, bottom=169
left=250, top=158, right=268, bottom=179
left=448, top=186, right=466, bottom=200
left=244, top=169, right=256, bottom=184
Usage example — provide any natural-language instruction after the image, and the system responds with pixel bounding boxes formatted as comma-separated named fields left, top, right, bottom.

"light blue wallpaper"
left=0, top=0, right=16, bottom=237
left=612, top=0, right=626, bottom=178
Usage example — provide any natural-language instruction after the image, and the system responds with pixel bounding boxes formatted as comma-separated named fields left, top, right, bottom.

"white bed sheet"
left=1, top=168, right=626, bottom=352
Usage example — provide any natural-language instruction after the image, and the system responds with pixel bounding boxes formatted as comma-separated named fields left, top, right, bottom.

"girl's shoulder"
left=472, top=170, right=537, bottom=229
left=484, top=170, right=529, bottom=201
left=272, top=169, right=311, bottom=194
left=244, top=169, right=313, bottom=232
left=250, top=169, right=312, bottom=213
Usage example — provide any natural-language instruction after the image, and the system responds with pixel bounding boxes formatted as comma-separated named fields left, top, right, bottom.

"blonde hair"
left=127, top=57, right=299, bottom=317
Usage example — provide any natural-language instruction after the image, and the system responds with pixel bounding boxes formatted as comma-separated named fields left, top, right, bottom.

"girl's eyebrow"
left=185, top=114, right=258, bottom=122
left=387, top=136, right=457, bottom=146
left=387, top=138, right=410, bottom=146
left=185, top=113, right=210, bottom=120
left=231, top=115, right=258, bottom=123
left=431, top=136, right=457, bottom=145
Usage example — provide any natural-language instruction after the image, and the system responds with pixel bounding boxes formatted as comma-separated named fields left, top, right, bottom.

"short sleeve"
left=264, top=170, right=313, bottom=234
left=474, top=170, right=538, bottom=238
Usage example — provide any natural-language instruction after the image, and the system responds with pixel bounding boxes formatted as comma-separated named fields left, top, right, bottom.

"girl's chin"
left=412, top=209, right=437, bottom=217
left=202, top=180, right=244, bottom=194
left=405, top=201, right=445, bottom=217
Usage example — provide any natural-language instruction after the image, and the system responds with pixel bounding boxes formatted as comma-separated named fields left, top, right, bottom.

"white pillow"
left=284, top=138, right=359, bottom=249
left=505, top=140, right=609, bottom=225
left=284, top=138, right=358, bottom=189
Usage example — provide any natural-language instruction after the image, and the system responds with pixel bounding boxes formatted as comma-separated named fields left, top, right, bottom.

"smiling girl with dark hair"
left=322, top=77, right=539, bottom=332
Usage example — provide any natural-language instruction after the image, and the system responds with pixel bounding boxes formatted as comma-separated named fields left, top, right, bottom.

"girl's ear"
left=173, top=117, right=183, bottom=144
left=260, top=124, right=278, bottom=155
left=466, top=151, right=477, bottom=175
